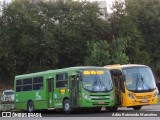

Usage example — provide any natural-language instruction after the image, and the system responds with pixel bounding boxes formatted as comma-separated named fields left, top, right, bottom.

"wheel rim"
left=29, top=103, right=33, bottom=112
left=65, top=102, right=70, bottom=111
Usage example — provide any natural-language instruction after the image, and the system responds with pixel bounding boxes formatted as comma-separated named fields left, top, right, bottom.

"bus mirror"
left=76, top=74, right=81, bottom=81
left=111, top=69, right=122, bottom=76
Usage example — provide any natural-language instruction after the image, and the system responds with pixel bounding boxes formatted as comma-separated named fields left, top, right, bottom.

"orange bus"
left=104, top=64, right=158, bottom=110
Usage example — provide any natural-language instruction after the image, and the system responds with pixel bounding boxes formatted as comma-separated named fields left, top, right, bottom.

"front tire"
left=63, top=99, right=72, bottom=113
left=133, top=106, right=142, bottom=110
left=27, top=101, right=34, bottom=113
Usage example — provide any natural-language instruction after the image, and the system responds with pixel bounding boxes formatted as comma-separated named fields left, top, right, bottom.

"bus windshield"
left=82, top=70, right=113, bottom=92
left=123, top=67, right=156, bottom=91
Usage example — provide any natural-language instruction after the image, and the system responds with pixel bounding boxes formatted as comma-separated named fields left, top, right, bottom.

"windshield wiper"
left=140, top=75, right=152, bottom=90
left=96, top=75, right=109, bottom=91
left=135, top=73, right=141, bottom=90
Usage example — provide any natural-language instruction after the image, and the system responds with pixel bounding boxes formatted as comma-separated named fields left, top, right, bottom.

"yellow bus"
left=104, top=64, right=158, bottom=110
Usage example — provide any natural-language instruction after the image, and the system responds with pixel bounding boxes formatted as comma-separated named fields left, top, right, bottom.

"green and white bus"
left=14, top=66, right=115, bottom=113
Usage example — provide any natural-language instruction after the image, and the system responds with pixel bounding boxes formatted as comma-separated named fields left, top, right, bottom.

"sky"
left=0, top=0, right=12, bottom=4
left=0, top=0, right=118, bottom=13
left=91, top=0, right=116, bottom=13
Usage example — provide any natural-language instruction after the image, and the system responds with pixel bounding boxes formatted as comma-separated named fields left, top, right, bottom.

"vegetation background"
left=0, top=0, right=160, bottom=88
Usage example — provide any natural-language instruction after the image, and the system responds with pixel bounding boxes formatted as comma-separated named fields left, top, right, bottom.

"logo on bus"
left=35, top=92, right=42, bottom=100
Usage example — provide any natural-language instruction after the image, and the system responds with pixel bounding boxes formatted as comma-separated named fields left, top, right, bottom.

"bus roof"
left=15, top=66, right=109, bottom=79
left=104, top=64, right=148, bottom=69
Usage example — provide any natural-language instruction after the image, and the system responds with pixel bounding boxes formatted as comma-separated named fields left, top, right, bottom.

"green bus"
left=14, top=66, right=115, bottom=113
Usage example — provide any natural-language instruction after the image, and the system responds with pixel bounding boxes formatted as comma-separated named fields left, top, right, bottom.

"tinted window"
left=33, top=84, right=43, bottom=90
left=23, top=78, right=32, bottom=85
left=16, top=79, right=23, bottom=92
left=56, top=73, right=68, bottom=88
left=23, top=85, right=32, bottom=91
left=16, top=86, right=22, bottom=92
left=4, top=91, right=14, bottom=95
left=33, top=76, right=43, bottom=90
left=56, top=81, right=68, bottom=88
left=33, top=77, right=43, bottom=83
left=16, top=76, right=43, bottom=92
left=16, top=80, right=22, bottom=85
left=56, top=73, right=68, bottom=81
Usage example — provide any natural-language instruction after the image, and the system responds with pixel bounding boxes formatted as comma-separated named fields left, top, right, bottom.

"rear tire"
left=27, top=101, right=34, bottom=113
left=133, top=106, right=142, bottom=110
left=63, top=99, right=72, bottom=114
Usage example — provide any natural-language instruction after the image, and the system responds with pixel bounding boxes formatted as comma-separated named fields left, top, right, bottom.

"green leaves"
left=2, top=0, right=160, bottom=84
left=0, top=0, right=109, bottom=83
left=84, top=38, right=129, bottom=66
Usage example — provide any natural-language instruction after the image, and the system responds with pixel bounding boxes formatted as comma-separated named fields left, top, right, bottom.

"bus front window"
left=82, top=70, right=113, bottom=92
left=123, top=67, right=156, bottom=91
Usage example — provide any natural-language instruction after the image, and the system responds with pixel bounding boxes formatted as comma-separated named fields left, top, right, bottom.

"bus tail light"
left=128, top=93, right=135, bottom=99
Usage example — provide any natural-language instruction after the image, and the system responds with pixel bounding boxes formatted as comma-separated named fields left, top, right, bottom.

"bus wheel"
left=108, top=107, right=118, bottom=112
left=132, top=106, right=142, bottom=110
left=27, top=101, right=34, bottom=113
left=63, top=99, right=72, bottom=113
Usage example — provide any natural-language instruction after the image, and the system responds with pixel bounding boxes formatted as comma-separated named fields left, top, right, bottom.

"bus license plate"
left=99, top=101, right=104, bottom=104
left=142, top=100, right=148, bottom=103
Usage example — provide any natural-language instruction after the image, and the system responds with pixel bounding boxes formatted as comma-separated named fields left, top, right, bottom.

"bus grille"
left=136, top=95, right=152, bottom=99
left=90, top=95, right=110, bottom=100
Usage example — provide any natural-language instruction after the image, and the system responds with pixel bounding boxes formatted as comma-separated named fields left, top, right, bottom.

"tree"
left=0, top=1, right=59, bottom=83
left=0, top=0, right=110, bottom=84
left=110, top=0, right=150, bottom=65
left=84, top=38, right=129, bottom=66
left=44, top=0, right=109, bottom=67
left=136, top=0, right=160, bottom=70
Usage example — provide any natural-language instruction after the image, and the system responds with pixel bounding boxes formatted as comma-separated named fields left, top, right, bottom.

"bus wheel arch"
left=27, top=100, right=35, bottom=112
left=62, top=97, right=72, bottom=113
left=132, top=106, right=142, bottom=110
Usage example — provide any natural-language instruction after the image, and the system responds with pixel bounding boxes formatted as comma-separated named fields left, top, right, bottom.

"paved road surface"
left=1, top=104, right=160, bottom=120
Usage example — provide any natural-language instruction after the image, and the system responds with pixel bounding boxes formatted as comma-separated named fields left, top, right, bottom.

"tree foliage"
left=1, top=0, right=160, bottom=84
left=0, top=0, right=110, bottom=84
left=110, top=0, right=150, bottom=65
left=84, top=38, right=128, bottom=66
left=110, top=0, right=160, bottom=82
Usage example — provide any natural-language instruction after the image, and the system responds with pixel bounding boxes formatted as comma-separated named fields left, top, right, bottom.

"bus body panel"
left=14, top=67, right=115, bottom=111
left=122, top=89, right=158, bottom=107
left=104, top=64, right=158, bottom=108
left=79, top=90, right=115, bottom=107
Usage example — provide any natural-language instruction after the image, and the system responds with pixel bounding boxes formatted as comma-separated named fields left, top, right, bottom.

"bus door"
left=113, top=75, right=121, bottom=105
left=47, top=78, right=54, bottom=108
left=111, top=69, right=122, bottom=106
left=70, top=75, right=78, bottom=107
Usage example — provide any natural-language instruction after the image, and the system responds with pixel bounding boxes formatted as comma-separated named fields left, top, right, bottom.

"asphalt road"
left=42, top=104, right=160, bottom=117
left=1, top=104, right=160, bottom=119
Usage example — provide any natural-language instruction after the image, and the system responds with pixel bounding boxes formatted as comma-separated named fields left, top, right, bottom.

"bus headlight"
left=128, top=93, right=135, bottom=99
left=109, top=94, right=115, bottom=99
left=82, top=93, right=91, bottom=100
left=153, top=92, right=158, bottom=98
